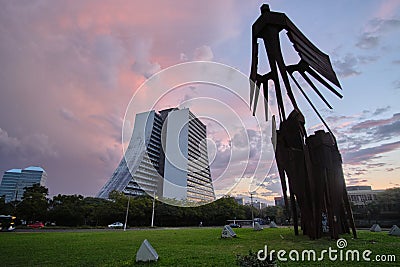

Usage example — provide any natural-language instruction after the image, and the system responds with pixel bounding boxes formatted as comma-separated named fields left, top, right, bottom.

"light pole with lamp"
left=250, top=192, right=255, bottom=228
left=151, top=191, right=156, bottom=227
left=124, top=196, right=130, bottom=231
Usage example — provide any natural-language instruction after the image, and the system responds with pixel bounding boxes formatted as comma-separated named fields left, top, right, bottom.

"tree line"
left=0, top=184, right=282, bottom=227
left=4, top=184, right=396, bottom=228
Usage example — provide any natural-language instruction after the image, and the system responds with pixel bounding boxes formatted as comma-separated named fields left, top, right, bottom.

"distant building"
left=245, top=200, right=268, bottom=209
left=234, top=197, right=245, bottom=205
left=346, top=185, right=384, bottom=206
left=98, top=108, right=215, bottom=203
left=0, top=166, right=47, bottom=203
left=274, top=196, right=285, bottom=207
left=252, top=201, right=268, bottom=209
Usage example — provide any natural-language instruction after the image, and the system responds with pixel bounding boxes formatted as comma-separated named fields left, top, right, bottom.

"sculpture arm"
left=284, top=17, right=341, bottom=88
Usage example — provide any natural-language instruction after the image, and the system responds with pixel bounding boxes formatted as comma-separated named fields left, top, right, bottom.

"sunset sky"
left=0, top=0, right=399, bottom=204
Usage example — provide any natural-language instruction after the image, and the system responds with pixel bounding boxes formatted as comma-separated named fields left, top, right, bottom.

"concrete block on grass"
left=254, top=222, right=263, bottom=231
left=269, top=221, right=278, bottom=228
left=370, top=224, right=381, bottom=232
left=136, top=239, right=158, bottom=262
left=389, top=225, right=400, bottom=236
left=221, top=225, right=237, bottom=238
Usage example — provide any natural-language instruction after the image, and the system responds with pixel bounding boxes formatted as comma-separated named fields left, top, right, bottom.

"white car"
left=108, top=222, right=124, bottom=228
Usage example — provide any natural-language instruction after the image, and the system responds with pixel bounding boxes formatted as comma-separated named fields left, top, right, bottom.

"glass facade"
left=98, top=108, right=215, bottom=203
left=0, top=166, right=47, bottom=203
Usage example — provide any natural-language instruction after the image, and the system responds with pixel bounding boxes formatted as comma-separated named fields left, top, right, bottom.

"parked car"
left=229, top=223, right=241, bottom=228
left=27, top=222, right=44, bottom=229
left=108, top=222, right=124, bottom=228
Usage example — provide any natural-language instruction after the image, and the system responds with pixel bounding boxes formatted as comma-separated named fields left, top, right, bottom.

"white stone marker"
left=221, top=225, right=237, bottom=238
left=136, top=239, right=159, bottom=262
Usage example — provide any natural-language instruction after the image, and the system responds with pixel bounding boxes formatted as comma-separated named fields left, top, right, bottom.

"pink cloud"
left=0, top=1, right=248, bottom=196
left=376, top=0, right=400, bottom=19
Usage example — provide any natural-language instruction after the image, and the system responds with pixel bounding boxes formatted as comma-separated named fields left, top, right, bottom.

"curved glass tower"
left=97, top=108, right=215, bottom=204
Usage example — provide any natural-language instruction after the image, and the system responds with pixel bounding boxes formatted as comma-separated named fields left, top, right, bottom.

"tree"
left=17, top=184, right=49, bottom=222
left=48, top=194, right=85, bottom=226
left=262, top=206, right=285, bottom=224
left=376, top=188, right=400, bottom=220
left=82, top=197, right=114, bottom=226
left=199, top=196, right=247, bottom=226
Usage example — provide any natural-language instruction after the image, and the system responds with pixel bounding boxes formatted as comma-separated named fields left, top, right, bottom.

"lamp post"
left=250, top=193, right=254, bottom=228
left=124, top=196, right=130, bottom=231
left=151, top=191, right=156, bottom=227
left=12, top=182, right=23, bottom=214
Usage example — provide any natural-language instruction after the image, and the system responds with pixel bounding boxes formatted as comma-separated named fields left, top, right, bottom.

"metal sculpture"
left=250, top=4, right=356, bottom=239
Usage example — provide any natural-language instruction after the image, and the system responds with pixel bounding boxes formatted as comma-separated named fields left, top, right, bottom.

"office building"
left=98, top=108, right=215, bottom=203
left=346, top=185, right=384, bottom=206
left=274, top=196, right=285, bottom=207
left=0, top=166, right=47, bottom=203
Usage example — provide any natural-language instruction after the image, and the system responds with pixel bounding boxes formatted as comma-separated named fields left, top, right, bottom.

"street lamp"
left=124, top=196, right=130, bottom=231
left=151, top=191, right=156, bottom=227
left=250, top=193, right=255, bottom=228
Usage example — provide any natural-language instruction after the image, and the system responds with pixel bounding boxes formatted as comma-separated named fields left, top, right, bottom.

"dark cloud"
left=232, top=129, right=260, bottom=151
left=254, top=171, right=282, bottom=196
left=333, top=54, right=361, bottom=77
left=370, top=18, right=400, bottom=33
left=210, top=128, right=264, bottom=180
left=360, top=107, right=392, bottom=120
left=339, top=112, right=400, bottom=168
left=343, top=141, right=400, bottom=165
left=393, top=80, right=400, bottom=90
left=326, top=115, right=354, bottom=122
left=262, top=180, right=282, bottom=195
left=346, top=177, right=369, bottom=185
left=351, top=113, right=399, bottom=131
left=365, top=162, right=386, bottom=168
left=209, top=140, right=231, bottom=179
left=0, top=127, right=58, bottom=173
left=59, top=108, right=79, bottom=122
left=372, top=106, right=391, bottom=116
left=374, top=118, right=400, bottom=140
left=0, top=128, right=20, bottom=155
left=89, top=113, right=124, bottom=142
left=337, top=134, right=367, bottom=151
left=356, top=18, right=400, bottom=50
left=98, top=145, right=122, bottom=165
left=131, top=60, right=161, bottom=79
left=333, top=53, right=379, bottom=78
left=356, top=33, right=379, bottom=49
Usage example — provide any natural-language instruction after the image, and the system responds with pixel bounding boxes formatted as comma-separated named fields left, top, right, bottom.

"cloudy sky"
left=0, top=0, right=399, bottom=204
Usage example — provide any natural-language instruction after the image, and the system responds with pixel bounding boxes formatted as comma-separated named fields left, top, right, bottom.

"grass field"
left=0, top=227, right=398, bottom=266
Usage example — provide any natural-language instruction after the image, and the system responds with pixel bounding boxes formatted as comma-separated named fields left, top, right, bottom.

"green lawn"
left=0, top=227, right=398, bottom=266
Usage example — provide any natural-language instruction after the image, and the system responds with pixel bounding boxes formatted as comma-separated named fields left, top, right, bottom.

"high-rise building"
left=98, top=108, right=215, bottom=203
left=0, top=166, right=47, bottom=203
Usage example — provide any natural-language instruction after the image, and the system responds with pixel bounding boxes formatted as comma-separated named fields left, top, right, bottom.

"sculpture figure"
left=250, top=4, right=356, bottom=239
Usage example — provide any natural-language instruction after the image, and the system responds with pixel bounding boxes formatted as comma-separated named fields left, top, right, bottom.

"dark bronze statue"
left=250, top=4, right=356, bottom=239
